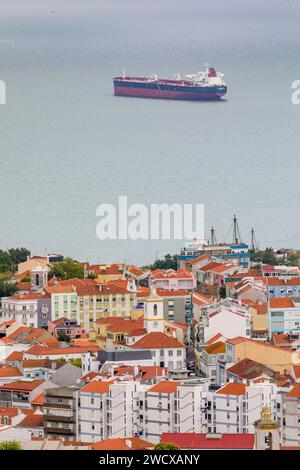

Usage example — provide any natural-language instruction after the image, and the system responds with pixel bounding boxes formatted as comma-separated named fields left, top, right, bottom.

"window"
left=168, top=350, right=173, bottom=356
left=177, top=350, right=182, bottom=356
left=154, top=304, right=158, bottom=315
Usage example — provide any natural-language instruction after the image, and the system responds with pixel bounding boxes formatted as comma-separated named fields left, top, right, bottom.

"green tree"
left=49, top=258, right=84, bottom=280
left=0, top=250, right=13, bottom=272
left=68, top=358, right=82, bottom=368
left=7, top=248, right=30, bottom=267
left=144, top=254, right=178, bottom=271
left=0, top=440, right=23, bottom=450
left=0, top=273, right=17, bottom=297
left=250, top=248, right=277, bottom=266
left=87, top=272, right=96, bottom=279
left=154, top=442, right=180, bottom=450
left=286, top=253, right=300, bottom=266
left=57, top=331, right=70, bottom=343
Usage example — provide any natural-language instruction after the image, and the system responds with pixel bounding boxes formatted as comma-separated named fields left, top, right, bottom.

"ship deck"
left=114, top=76, right=198, bottom=87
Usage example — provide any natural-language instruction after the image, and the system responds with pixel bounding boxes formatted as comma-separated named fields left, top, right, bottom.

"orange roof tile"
left=0, top=367, right=22, bottom=378
left=80, top=380, right=111, bottom=394
left=148, top=381, right=180, bottom=394
left=286, top=384, right=300, bottom=398
left=91, top=437, right=153, bottom=450
left=216, top=383, right=247, bottom=396
left=269, top=298, right=295, bottom=309
left=130, top=332, right=184, bottom=350
left=204, top=341, right=226, bottom=355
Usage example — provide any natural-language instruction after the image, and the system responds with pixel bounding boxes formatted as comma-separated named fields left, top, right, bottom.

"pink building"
left=48, top=317, right=83, bottom=340
left=150, top=269, right=196, bottom=291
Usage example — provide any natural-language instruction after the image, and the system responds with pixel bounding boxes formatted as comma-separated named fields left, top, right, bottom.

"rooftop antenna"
left=209, top=226, right=217, bottom=245
left=232, top=214, right=242, bottom=244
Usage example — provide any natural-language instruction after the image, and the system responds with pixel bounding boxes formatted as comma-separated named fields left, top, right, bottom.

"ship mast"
left=209, top=226, right=217, bottom=245
left=232, top=214, right=242, bottom=244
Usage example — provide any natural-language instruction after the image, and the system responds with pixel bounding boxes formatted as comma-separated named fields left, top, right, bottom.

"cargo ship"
left=113, top=66, right=227, bottom=101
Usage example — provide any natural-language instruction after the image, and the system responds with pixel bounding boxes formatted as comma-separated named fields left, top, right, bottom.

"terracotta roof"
left=30, top=393, right=44, bottom=405
left=127, top=328, right=147, bottom=337
left=206, top=333, right=226, bottom=345
left=0, top=367, right=22, bottom=378
left=250, top=304, right=267, bottom=315
left=5, top=351, right=24, bottom=362
left=91, top=437, right=153, bottom=450
left=292, top=366, right=300, bottom=379
left=80, top=380, right=111, bottom=394
left=226, top=358, right=276, bottom=381
left=286, top=384, right=300, bottom=398
left=22, top=359, right=53, bottom=369
left=8, top=293, right=44, bottom=301
left=268, top=277, right=300, bottom=286
left=148, top=381, right=180, bottom=394
left=151, top=269, right=194, bottom=280
left=26, top=344, right=100, bottom=356
left=18, top=411, right=44, bottom=428
left=0, top=407, right=19, bottom=418
left=188, top=254, right=210, bottom=265
left=80, top=372, right=102, bottom=382
left=269, top=298, right=295, bottom=309
left=0, top=379, right=44, bottom=392
left=204, top=341, right=226, bottom=355
left=161, top=433, right=254, bottom=449
left=130, top=332, right=184, bottom=349
left=215, top=382, right=247, bottom=396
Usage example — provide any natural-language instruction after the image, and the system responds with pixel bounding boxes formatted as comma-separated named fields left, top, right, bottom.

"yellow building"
left=226, top=337, right=293, bottom=374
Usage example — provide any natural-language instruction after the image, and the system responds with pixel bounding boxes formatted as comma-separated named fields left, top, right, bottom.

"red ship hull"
left=114, top=86, right=225, bottom=100
left=113, top=76, right=227, bottom=101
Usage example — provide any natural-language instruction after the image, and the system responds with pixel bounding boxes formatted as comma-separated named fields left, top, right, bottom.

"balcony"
left=44, top=426, right=74, bottom=435
left=44, top=415, right=74, bottom=423
left=43, top=402, right=72, bottom=409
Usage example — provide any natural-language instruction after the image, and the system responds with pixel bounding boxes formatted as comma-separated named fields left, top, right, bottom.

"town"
left=0, top=226, right=300, bottom=451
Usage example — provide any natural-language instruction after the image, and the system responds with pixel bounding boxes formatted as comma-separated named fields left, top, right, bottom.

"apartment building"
left=78, top=378, right=210, bottom=444
left=268, top=298, right=300, bottom=337
left=211, top=381, right=277, bottom=434
left=1, top=293, right=51, bottom=329
left=44, top=386, right=79, bottom=441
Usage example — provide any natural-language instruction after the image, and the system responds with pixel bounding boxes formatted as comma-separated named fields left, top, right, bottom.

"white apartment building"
left=282, top=384, right=300, bottom=446
left=1, top=293, right=43, bottom=328
left=211, top=381, right=277, bottom=434
left=78, top=378, right=210, bottom=444
left=200, top=298, right=251, bottom=344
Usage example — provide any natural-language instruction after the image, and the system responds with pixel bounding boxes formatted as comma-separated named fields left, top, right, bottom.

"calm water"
left=0, top=0, right=300, bottom=264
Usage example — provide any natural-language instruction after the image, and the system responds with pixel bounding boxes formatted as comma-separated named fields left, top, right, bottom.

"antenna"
left=232, top=214, right=242, bottom=244
left=209, top=226, right=217, bottom=245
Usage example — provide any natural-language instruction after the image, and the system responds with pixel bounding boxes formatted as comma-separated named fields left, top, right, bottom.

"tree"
left=286, top=252, right=300, bottom=266
left=69, top=358, right=82, bottom=368
left=0, top=440, right=23, bottom=450
left=87, top=272, right=96, bottom=279
left=250, top=248, right=277, bottom=266
left=154, top=442, right=180, bottom=450
left=49, top=258, right=84, bottom=280
left=0, top=273, right=17, bottom=298
left=144, top=254, right=178, bottom=271
left=57, top=331, right=70, bottom=343
left=0, top=247, right=31, bottom=273
left=7, top=248, right=30, bottom=267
